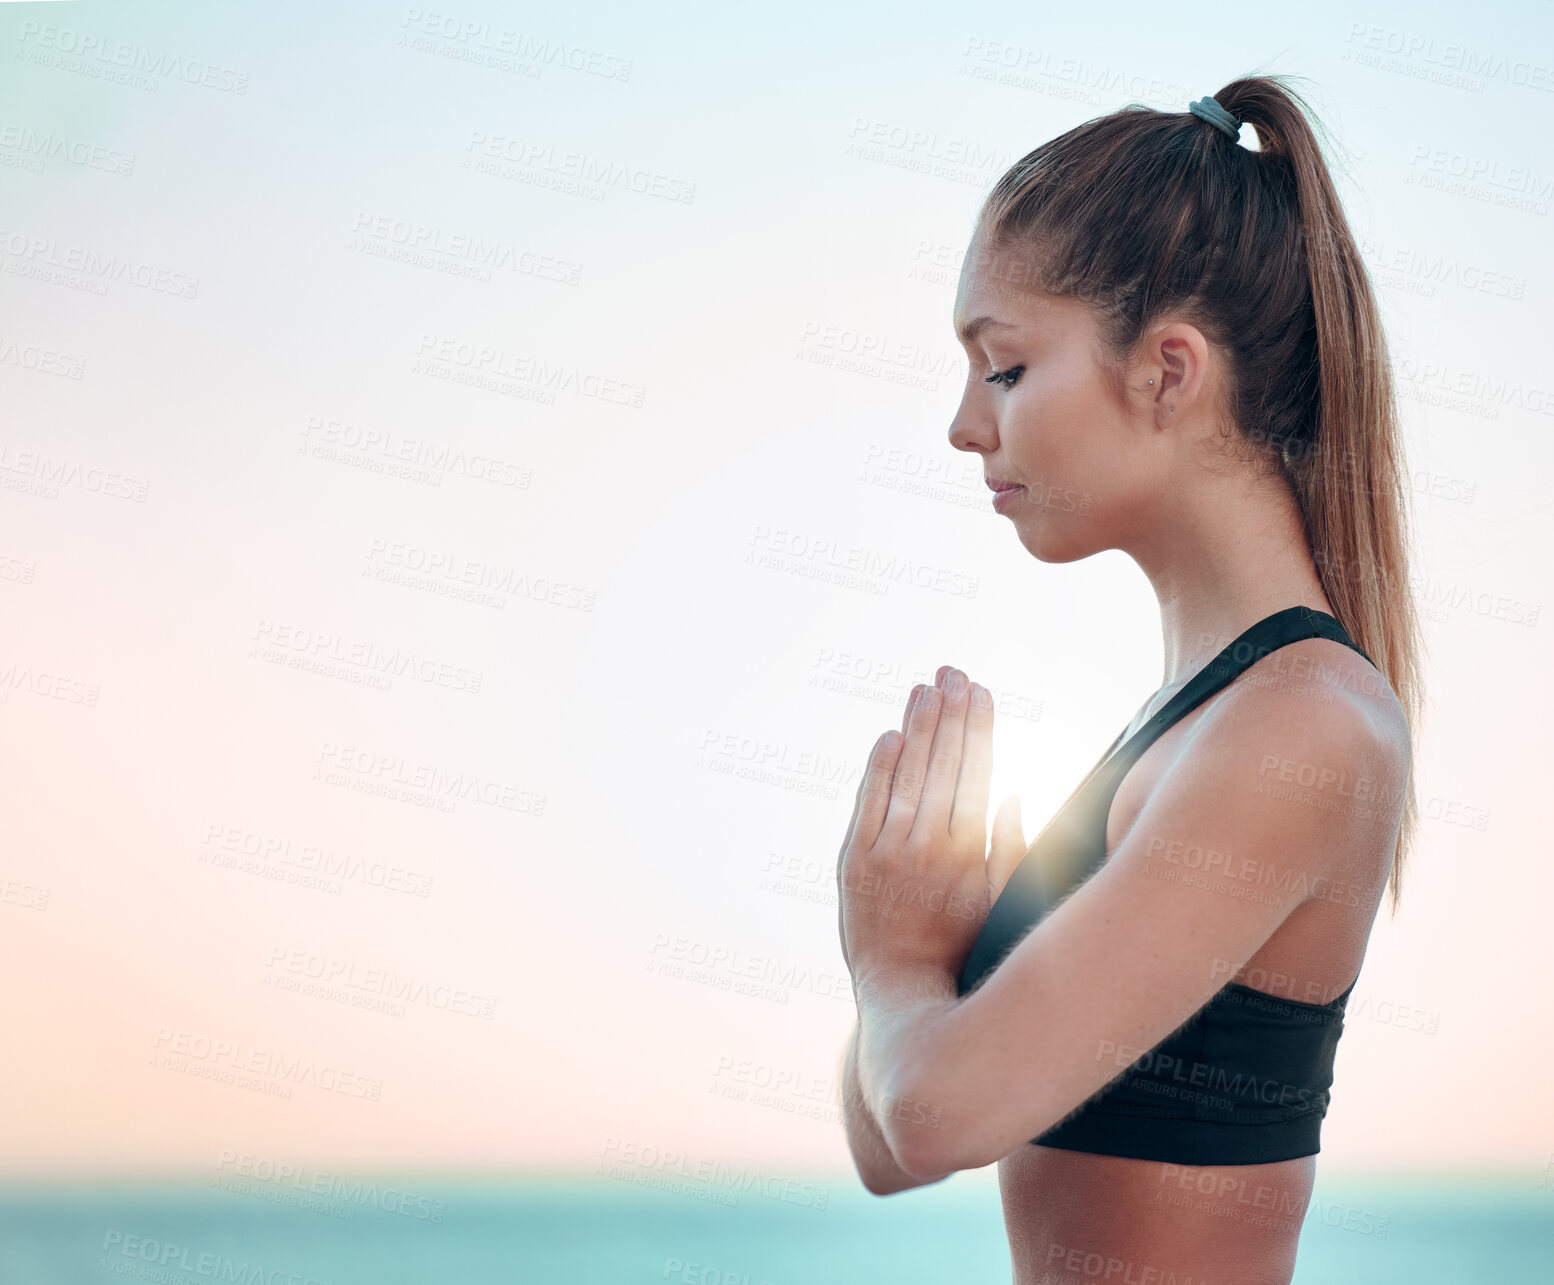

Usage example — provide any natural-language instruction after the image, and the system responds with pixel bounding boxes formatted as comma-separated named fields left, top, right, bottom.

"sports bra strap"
left=1095, top=605, right=1373, bottom=788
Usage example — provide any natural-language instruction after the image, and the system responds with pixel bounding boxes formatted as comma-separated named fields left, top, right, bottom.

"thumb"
left=986, top=794, right=1025, bottom=900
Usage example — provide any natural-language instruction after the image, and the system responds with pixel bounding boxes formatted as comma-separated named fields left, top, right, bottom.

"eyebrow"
left=955, top=314, right=1017, bottom=346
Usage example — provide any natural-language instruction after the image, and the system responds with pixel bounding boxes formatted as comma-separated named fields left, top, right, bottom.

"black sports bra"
left=956, top=606, right=1375, bottom=1166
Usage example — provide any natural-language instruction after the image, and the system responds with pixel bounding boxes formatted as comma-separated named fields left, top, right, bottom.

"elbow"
left=877, top=1063, right=964, bottom=1180
left=880, top=1060, right=1036, bottom=1178
left=856, top=1168, right=890, bottom=1197
left=885, top=1131, right=953, bottom=1184
left=857, top=1166, right=917, bottom=1198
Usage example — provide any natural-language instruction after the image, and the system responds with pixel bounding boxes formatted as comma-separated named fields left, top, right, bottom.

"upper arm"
left=898, top=681, right=1398, bottom=1173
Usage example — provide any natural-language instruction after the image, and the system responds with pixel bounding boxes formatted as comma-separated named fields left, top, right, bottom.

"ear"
left=1145, top=321, right=1210, bottom=425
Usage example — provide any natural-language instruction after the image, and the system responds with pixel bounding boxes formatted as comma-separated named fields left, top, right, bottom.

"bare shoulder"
left=1263, top=635, right=1411, bottom=767
left=1176, top=635, right=1411, bottom=872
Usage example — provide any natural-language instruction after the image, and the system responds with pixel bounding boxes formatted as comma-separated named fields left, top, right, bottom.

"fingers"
left=910, top=670, right=972, bottom=841
left=880, top=684, right=943, bottom=843
left=986, top=794, right=1025, bottom=901
left=948, top=680, right=995, bottom=849
left=841, top=728, right=903, bottom=857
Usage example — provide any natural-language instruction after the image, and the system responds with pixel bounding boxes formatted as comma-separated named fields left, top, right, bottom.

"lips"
left=989, top=478, right=1025, bottom=513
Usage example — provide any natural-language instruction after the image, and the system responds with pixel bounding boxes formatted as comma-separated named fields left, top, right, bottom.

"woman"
left=836, top=76, right=1422, bottom=1284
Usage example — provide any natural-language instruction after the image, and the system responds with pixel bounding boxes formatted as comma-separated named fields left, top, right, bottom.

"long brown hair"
left=975, top=74, right=1424, bottom=915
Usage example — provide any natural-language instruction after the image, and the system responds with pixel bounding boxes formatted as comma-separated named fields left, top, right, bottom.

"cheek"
left=1004, top=387, right=1091, bottom=482
left=1011, top=415, right=1127, bottom=527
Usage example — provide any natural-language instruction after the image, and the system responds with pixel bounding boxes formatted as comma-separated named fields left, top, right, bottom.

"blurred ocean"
left=1, top=1176, right=1551, bottom=1284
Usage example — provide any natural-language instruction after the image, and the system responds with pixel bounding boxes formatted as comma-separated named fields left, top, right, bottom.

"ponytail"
left=1217, top=77, right=1423, bottom=915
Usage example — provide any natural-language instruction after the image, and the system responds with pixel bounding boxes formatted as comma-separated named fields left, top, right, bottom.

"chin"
left=1014, top=519, right=1093, bottom=564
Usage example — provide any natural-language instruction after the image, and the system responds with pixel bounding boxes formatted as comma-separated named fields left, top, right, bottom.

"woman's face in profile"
left=948, top=233, right=1161, bottom=564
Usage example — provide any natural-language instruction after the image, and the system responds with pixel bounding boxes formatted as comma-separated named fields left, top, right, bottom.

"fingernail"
left=920, top=686, right=940, bottom=712
left=972, top=684, right=992, bottom=708
left=945, top=670, right=968, bottom=699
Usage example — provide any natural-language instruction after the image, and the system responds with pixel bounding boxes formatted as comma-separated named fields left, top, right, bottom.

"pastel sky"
left=1, top=0, right=1549, bottom=1185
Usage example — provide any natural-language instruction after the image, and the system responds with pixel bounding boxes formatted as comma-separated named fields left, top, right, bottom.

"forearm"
left=851, top=965, right=963, bottom=1180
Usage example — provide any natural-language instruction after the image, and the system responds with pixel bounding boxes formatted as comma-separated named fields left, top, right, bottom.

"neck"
left=1127, top=470, right=1332, bottom=692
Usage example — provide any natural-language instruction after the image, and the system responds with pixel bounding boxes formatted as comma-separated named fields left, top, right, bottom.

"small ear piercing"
left=1148, top=379, right=1154, bottom=384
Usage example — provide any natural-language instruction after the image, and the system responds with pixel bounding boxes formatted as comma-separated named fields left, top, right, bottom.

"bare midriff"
left=999, top=1145, right=1315, bottom=1285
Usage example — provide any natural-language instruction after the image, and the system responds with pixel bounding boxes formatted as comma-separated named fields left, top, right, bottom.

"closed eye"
left=984, top=365, right=1024, bottom=389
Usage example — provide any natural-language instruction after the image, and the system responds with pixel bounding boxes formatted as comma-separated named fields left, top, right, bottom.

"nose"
left=948, top=385, right=997, bottom=456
